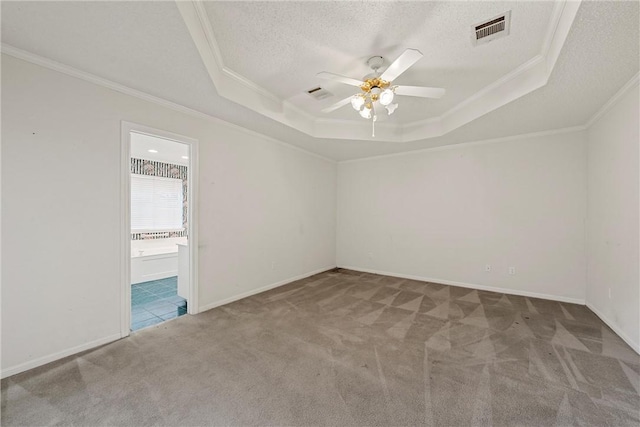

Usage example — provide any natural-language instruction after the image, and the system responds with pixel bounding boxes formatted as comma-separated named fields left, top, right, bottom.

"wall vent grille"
left=307, top=87, right=332, bottom=100
left=472, top=11, right=511, bottom=46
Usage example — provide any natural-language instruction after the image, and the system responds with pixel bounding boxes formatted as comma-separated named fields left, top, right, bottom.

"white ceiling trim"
left=339, top=126, right=587, bottom=164
left=174, top=2, right=320, bottom=136
left=406, top=0, right=571, bottom=132
left=177, top=0, right=581, bottom=143
left=341, top=70, right=640, bottom=164
left=0, top=44, right=336, bottom=164
left=584, top=71, right=639, bottom=128
left=4, top=39, right=635, bottom=164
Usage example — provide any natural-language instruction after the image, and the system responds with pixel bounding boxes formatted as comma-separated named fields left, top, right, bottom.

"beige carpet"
left=2, top=269, right=639, bottom=426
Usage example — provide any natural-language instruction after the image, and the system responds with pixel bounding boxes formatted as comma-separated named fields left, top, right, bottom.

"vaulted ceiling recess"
left=174, top=1, right=580, bottom=142
left=2, top=1, right=637, bottom=159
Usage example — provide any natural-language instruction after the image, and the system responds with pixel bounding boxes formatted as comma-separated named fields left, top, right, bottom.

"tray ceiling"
left=176, top=0, right=582, bottom=142
left=204, top=1, right=554, bottom=124
left=1, top=1, right=638, bottom=160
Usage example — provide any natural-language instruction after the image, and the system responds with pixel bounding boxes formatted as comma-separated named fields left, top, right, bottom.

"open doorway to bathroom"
left=121, top=122, right=198, bottom=335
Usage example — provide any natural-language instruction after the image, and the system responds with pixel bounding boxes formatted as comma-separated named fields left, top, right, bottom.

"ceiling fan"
left=317, top=48, right=445, bottom=136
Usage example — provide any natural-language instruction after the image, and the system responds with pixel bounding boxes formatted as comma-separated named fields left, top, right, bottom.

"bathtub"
left=131, top=238, right=186, bottom=284
left=133, top=246, right=178, bottom=258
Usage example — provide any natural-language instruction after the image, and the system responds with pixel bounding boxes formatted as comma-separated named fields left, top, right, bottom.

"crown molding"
left=0, top=44, right=336, bottom=164
left=177, top=0, right=582, bottom=143
left=338, top=125, right=587, bottom=164
left=8, top=31, right=625, bottom=165
left=175, top=1, right=318, bottom=134
left=585, top=72, right=640, bottom=129
left=4, top=35, right=634, bottom=163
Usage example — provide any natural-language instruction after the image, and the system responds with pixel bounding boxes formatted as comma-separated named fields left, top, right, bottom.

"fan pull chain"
left=372, top=115, right=377, bottom=137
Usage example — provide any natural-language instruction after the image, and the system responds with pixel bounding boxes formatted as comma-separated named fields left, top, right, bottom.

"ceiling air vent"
left=306, top=87, right=333, bottom=101
left=472, top=10, right=511, bottom=46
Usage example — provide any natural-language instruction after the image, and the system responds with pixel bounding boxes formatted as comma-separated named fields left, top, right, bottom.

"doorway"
left=121, top=122, right=199, bottom=336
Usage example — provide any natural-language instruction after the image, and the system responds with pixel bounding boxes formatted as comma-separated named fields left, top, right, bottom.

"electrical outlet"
left=508, top=267, right=516, bottom=275
left=485, top=264, right=491, bottom=272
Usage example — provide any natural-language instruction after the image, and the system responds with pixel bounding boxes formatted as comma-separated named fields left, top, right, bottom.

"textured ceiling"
left=1, top=1, right=638, bottom=161
left=204, top=1, right=554, bottom=123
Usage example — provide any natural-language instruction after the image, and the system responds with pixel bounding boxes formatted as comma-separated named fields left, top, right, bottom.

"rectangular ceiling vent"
left=306, top=87, right=333, bottom=101
left=472, top=10, right=511, bottom=46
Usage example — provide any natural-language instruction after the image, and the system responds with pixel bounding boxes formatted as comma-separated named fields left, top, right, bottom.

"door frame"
left=120, top=121, right=200, bottom=337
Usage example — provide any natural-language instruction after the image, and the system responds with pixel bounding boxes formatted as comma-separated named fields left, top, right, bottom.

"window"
left=131, top=174, right=183, bottom=232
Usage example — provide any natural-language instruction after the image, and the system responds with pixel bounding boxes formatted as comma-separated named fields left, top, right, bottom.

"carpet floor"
left=2, top=269, right=639, bottom=426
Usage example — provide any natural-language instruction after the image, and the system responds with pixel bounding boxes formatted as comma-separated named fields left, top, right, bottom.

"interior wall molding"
left=7, top=28, right=630, bottom=165
left=339, top=125, right=587, bottom=164
left=338, top=266, right=586, bottom=305
left=176, top=0, right=582, bottom=143
left=175, top=1, right=321, bottom=137
left=198, top=266, right=336, bottom=313
left=338, top=70, right=640, bottom=164
left=342, top=267, right=640, bottom=355
left=0, top=333, right=122, bottom=379
left=586, top=303, right=640, bottom=355
left=584, top=72, right=640, bottom=129
left=409, top=0, right=571, bottom=132
left=0, top=44, right=336, bottom=165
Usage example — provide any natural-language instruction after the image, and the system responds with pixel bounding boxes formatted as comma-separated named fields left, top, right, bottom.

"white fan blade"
left=321, top=96, right=353, bottom=113
left=394, top=85, right=445, bottom=99
left=380, top=48, right=423, bottom=82
left=316, top=71, right=363, bottom=87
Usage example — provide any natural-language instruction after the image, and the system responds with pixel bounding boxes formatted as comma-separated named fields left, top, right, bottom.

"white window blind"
left=131, top=174, right=183, bottom=232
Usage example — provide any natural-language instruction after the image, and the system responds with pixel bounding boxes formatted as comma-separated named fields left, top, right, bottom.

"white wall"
left=1, top=55, right=336, bottom=376
left=3, top=52, right=637, bottom=379
left=337, top=130, right=588, bottom=302
left=586, top=81, right=640, bottom=352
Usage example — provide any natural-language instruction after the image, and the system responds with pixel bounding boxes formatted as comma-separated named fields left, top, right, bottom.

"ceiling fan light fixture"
left=359, top=104, right=372, bottom=119
left=351, top=94, right=365, bottom=111
left=385, top=102, right=398, bottom=115
left=317, top=49, right=445, bottom=136
left=379, top=88, right=394, bottom=106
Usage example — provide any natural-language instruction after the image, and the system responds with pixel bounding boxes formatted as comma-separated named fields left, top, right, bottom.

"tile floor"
left=131, top=277, right=186, bottom=331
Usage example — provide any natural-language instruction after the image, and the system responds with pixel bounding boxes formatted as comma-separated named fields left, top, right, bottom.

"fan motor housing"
left=360, top=77, right=390, bottom=93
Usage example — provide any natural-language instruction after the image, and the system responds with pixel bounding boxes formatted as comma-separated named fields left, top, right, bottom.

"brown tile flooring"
left=2, top=269, right=639, bottom=426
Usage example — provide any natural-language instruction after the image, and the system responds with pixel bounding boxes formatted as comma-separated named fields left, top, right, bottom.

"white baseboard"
left=345, top=265, right=639, bottom=355
left=198, top=266, right=336, bottom=312
left=586, top=302, right=640, bottom=355
left=2, top=267, right=335, bottom=379
left=338, top=265, right=586, bottom=305
left=1, top=333, right=122, bottom=379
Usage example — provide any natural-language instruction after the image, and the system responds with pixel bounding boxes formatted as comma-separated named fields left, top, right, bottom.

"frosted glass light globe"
left=379, top=88, right=394, bottom=106
left=359, top=105, right=372, bottom=119
left=385, top=102, right=398, bottom=115
left=351, top=95, right=365, bottom=110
